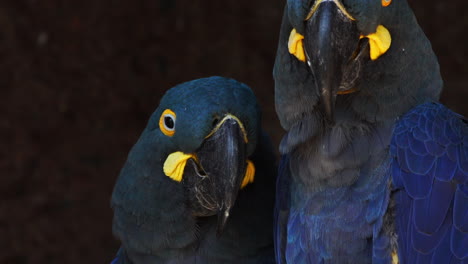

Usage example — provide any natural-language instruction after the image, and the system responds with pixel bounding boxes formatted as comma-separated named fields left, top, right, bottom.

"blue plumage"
left=392, top=103, right=468, bottom=263
left=274, top=103, right=467, bottom=264
left=272, top=0, right=467, bottom=262
left=276, top=147, right=393, bottom=263
left=110, top=77, right=276, bottom=263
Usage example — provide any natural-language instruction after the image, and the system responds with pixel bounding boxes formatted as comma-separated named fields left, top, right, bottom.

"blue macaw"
left=110, top=77, right=276, bottom=263
left=273, top=0, right=467, bottom=263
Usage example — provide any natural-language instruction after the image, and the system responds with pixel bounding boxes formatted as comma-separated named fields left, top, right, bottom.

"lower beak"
left=195, top=116, right=247, bottom=235
left=304, top=1, right=360, bottom=123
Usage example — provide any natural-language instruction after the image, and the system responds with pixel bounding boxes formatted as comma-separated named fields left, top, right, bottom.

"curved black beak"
left=187, top=116, right=248, bottom=235
left=304, top=0, right=360, bottom=123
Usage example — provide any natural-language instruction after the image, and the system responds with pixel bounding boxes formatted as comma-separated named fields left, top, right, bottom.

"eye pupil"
left=164, top=116, right=175, bottom=129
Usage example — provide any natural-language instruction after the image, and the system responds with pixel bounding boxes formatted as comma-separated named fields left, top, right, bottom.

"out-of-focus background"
left=1, top=0, right=466, bottom=263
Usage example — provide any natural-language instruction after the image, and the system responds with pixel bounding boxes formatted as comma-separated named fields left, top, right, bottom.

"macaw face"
left=287, top=0, right=391, bottom=37
left=286, top=0, right=394, bottom=123
left=148, top=77, right=260, bottom=233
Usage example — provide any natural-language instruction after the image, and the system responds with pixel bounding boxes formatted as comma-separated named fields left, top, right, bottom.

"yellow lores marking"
left=241, top=160, right=255, bottom=188
left=163, top=152, right=197, bottom=182
left=288, top=28, right=306, bottom=62
left=306, top=0, right=356, bottom=21
left=392, top=251, right=399, bottom=264
left=382, top=0, right=392, bottom=7
left=360, top=25, right=392, bottom=60
left=205, top=114, right=249, bottom=143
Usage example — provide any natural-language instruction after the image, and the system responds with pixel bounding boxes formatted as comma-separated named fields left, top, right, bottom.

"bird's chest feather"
left=285, top=122, right=397, bottom=263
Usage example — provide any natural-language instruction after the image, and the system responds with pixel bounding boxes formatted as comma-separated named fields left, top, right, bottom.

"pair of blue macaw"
left=110, top=0, right=467, bottom=263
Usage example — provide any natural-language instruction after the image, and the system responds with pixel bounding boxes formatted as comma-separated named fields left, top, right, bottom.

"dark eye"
left=159, top=109, right=176, bottom=136
left=164, top=116, right=175, bottom=130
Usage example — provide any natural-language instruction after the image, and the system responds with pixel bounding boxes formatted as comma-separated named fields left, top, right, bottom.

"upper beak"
left=304, top=0, right=360, bottom=123
left=194, top=115, right=248, bottom=235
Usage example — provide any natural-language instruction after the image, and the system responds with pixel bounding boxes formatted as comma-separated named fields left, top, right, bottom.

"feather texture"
left=391, top=103, right=468, bottom=263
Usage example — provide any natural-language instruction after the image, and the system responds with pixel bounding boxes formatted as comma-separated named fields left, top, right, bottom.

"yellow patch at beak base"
left=288, top=28, right=306, bottom=62
left=360, top=25, right=392, bottom=60
left=163, top=152, right=197, bottom=182
left=241, top=160, right=255, bottom=188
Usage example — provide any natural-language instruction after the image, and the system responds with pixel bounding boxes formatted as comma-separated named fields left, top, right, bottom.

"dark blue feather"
left=400, top=168, right=433, bottom=199
left=447, top=144, right=459, bottom=161
left=432, top=121, right=451, bottom=146
left=424, top=140, right=445, bottom=157
left=458, top=145, right=468, bottom=174
left=366, top=189, right=387, bottom=223
left=416, top=252, right=433, bottom=264
left=431, top=231, right=452, bottom=264
left=454, top=185, right=468, bottom=232
left=404, top=113, right=420, bottom=128
left=413, top=127, right=430, bottom=141
left=397, top=146, right=410, bottom=171
left=411, top=206, right=451, bottom=253
left=451, top=225, right=468, bottom=259
left=405, top=148, right=436, bottom=175
left=392, top=159, right=404, bottom=188
left=392, top=103, right=468, bottom=263
left=446, top=122, right=462, bottom=144
left=434, top=153, right=457, bottom=181
left=396, top=132, right=410, bottom=148
left=409, top=133, right=428, bottom=155
left=418, top=114, right=427, bottom=129
left=413, top=180, right=455, bottom=234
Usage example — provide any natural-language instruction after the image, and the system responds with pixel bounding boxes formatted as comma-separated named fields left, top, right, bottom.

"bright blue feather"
left=392, top=103, right=468, bottom=263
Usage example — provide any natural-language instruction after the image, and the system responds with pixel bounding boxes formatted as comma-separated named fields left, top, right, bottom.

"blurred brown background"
left=0, top=0, right=466, bottom=263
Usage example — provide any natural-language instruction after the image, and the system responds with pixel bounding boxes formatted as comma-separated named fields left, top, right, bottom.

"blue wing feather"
left=434, top=153, right=458, bottom=181
left=400, top=167, right=433, bottom=199
left=409, top=133, right=428, bottom=155
left=413, top=179, right=455, bottom=234
left=424, top=140, right=445, bottom=157
left=413, top=126, right=430, bottom=141
left=405, top=148, right=436, bottom=175
left=392, top=103, right=468, bottom=263
left=451, top=224, right=468, bottom=259
left=454, top=185, right=468, bottom=232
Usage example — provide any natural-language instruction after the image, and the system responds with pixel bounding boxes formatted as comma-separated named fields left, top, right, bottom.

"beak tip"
left=216, top=209, right=231, bottom=236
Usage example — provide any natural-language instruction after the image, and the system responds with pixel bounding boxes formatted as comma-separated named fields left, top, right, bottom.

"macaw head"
left=275, top=0, right=442, bottom=129
left=113, top=77, right=261, bottom=235
left=155, top=77, right=260, bottom=233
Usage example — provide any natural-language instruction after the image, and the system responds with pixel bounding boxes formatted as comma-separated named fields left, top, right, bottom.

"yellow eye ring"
left=159, top=109, right=176, bottom=137
left=382, top=0, right=392, bottom=7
